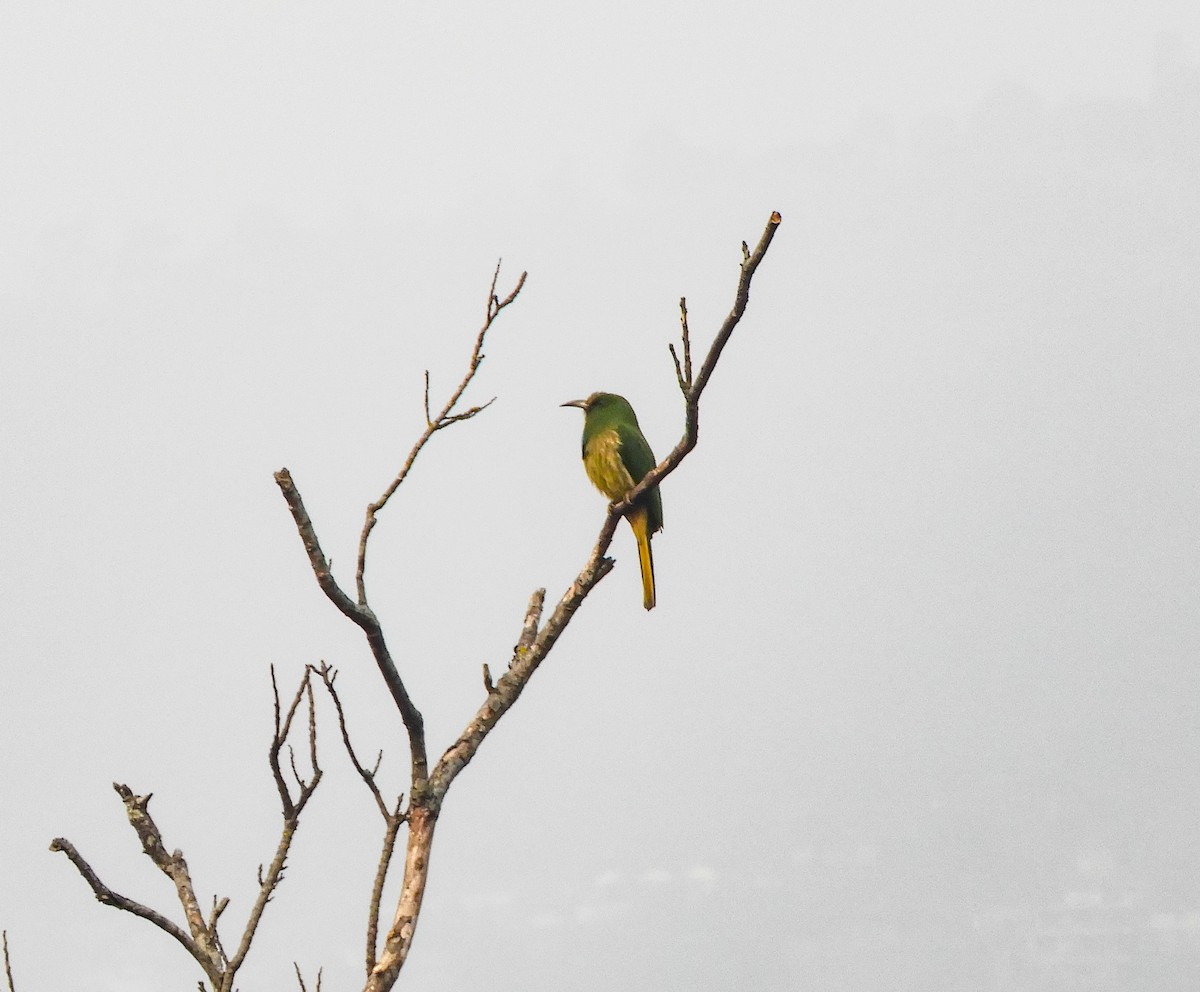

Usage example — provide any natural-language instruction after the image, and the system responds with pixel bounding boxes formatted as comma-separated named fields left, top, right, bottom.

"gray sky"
left=2, top=4, right=1198, bottom=990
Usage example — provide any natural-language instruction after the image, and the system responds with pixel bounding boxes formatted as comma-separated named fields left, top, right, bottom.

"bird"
left=561, top=392, right=663, bottom=610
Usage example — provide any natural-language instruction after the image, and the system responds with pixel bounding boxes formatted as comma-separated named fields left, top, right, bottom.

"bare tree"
left=49, top=211, right=781, bottom=989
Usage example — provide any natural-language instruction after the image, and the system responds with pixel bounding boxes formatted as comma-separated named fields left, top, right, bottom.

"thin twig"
left=224, top=806, right=309, bottom=972
left=365, top=799, right=406, bottom=973
left=677, top=296, right=694, bottom=389
left=3, top=931, right=16, bottom=992
left=668, top=342, right=685, bottom=392
left=314, top=663, right=390, bottom=819
left=691, top=214, right=780, bottom=399
left=438, top=395, right=497, bottom=425
left=311, top=662, right=406, bottom=974
left=293, top=962, right=322, bottom=992
left=618, top=210, right=782, bottom=515
left=226, top=671, right=323, bottom=979
left=681, top=297, right=693, bottom=385
left=354, top=266, right=527, bottom=606
left=269, top=665, right=297, bottom=817
left=288, top=746, right=305, bottom=791
left=668, top=297, right=693, bottom=393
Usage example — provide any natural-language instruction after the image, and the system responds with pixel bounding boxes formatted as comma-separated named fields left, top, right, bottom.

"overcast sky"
left=2, top=4, right=1199, bottom=990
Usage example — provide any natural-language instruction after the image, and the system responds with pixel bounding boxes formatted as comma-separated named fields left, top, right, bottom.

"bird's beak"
left=560, top=399, right=588, bottom=410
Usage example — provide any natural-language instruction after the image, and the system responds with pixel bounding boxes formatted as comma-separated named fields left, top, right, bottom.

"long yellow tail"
left=627, top=507, right=656, bottom=611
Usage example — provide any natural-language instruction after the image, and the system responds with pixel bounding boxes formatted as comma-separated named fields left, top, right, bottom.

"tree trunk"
left=365, top=803, right=439, bottom=991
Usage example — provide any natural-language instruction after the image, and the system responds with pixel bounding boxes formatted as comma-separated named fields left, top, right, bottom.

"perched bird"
left=561, top=392, right=663, bottom=610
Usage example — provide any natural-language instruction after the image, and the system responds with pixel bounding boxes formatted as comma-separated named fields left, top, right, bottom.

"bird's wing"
left=616, top=422, right=663, bottom=533
left=615, top=422, right=657, bottom=483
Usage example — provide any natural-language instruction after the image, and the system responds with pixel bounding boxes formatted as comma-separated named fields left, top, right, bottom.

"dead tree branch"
left=358, top=262, right=525, bottom=606
left=51, top=805, right=225, bottom=985
left=3, top=931, right=17, bottom=992
left=223, top=667, right=323, bottom=984
left=294, top=962, right=323, bottom=992
left=274, top=264, right=526, bottom=800
left=50, top=667, right=324, bottom=991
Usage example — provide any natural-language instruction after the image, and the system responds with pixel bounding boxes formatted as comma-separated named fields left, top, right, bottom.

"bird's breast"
left=583, top=429, right=636, bottom=500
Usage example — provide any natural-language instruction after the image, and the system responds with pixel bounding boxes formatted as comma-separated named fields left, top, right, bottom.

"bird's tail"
left=628, top=506, right=656, bottom=611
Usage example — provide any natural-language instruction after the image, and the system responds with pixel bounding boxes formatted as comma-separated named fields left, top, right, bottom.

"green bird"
left=561, top=392, right=663, bottom=610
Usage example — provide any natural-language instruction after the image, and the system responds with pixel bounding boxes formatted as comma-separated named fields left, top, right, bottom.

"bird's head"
left=560, top=392, right=632, bottom=418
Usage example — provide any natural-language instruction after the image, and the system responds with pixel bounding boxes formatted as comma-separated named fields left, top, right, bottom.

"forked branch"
left=224, top=667, right=323, bottom=981
left=358, top=263, right=527, bottom=601
left=294, top=962, right=323, bottom=992
left=274, top=263, right=527, bottom=794
left=50, top=668, right=324, bottom=992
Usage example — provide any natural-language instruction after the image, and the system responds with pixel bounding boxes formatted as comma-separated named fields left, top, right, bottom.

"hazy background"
left=2, top=3, right=1198, bottom=989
